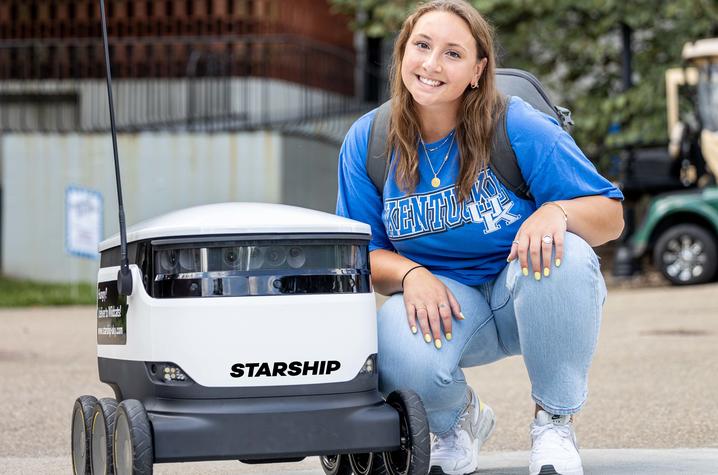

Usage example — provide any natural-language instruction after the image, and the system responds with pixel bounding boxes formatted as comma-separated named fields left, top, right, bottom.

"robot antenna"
left=99, top=0, right=132, bottom=295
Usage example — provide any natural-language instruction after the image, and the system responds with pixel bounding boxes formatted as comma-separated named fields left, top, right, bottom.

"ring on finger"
left=542, top=234, right=553, bottom=244
left=512, top=240, right=520, bottom=245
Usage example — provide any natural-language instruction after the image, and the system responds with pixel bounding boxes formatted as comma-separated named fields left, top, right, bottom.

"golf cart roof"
left=683, top=38, right=718, bottom=63
left=99, top=202, right=371, bottom=251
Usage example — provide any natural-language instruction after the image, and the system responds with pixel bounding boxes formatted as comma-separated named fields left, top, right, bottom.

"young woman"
left=336, top=1, right=624, bottom=474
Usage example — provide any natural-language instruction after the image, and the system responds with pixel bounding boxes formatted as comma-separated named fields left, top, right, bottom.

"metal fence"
left=0, top=35, right=385, bottom=134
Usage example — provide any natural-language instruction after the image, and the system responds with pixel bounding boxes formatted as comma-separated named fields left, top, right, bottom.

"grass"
left=0, top=276, right=96, bottom=307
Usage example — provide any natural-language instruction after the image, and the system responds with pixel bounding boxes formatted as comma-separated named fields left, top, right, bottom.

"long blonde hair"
left=388, top=0, right=504, bottom=202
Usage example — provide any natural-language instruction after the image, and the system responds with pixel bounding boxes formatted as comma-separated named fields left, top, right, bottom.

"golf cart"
left=614, top=38, right=718, bottom=285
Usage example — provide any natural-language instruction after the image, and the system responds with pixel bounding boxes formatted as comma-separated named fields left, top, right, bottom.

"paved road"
left=2, top=449, right=717, bottom=474
left=1, top=283, right=717, bottom=473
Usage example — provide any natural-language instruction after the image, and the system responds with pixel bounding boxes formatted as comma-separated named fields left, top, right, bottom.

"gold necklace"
left=420, top=133, right=455, bottom=188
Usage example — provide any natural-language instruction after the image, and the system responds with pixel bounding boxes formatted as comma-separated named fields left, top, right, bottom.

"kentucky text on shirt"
left=384, top=173, right=521, bottom=240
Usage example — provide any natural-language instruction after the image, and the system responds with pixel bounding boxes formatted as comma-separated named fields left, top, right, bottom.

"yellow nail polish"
left=522, top=267, right=529, bottom=276
left=555, top=258, right=561, bottom=267
left=506, top=256, right=512, bottom=262
left=424, top=333, right=431, bottom=343
left=534, top=271, right=541, bottom=281
left=434, top=339, right=442, bottom=349
left=446, top=332, right=452, bottom=341
left=544, top=267, right=550, bottom=277
left=411, top=325, right=417, bottom=334
left=459, top=312, right=465, bottom=320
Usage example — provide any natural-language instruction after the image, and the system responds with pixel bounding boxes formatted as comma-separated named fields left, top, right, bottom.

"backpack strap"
left=489, top=96, right=532, bottom=201
left=366, top=100, right=393, bottom=194
left=365, top=97, right=532, bottom=201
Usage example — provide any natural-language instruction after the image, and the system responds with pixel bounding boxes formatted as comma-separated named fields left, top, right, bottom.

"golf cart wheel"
left=654, top=224, right=718, bottom=285
left=72, top=395, right=98, bottom=475
left=319, top=454, right=352, bottom=475
left=382, top=390, right=430, bottom=475
left=113, top=399, right=153, bottom=475
left=91, top=398, right=118, bottom=475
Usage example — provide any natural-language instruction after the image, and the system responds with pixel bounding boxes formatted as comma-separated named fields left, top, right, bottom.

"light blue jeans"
left=376, top=232, right=607, bottom=436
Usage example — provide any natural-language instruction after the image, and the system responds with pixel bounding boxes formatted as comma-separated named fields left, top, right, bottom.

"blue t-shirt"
left=336, top=96, right=624, bottom=286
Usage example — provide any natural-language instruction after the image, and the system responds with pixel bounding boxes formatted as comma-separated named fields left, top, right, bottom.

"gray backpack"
left=365, top=68, right=573, bottom=200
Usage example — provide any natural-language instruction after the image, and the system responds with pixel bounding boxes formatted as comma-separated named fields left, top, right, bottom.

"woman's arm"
left=370, top=249, right=424, bottom=295
left=551, top=196, right=624, bottom=247
left=504, top=103, right=625, bottom=249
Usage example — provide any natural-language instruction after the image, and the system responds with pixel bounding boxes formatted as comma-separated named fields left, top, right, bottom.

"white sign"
left=66, top=186, right=103, bottom=259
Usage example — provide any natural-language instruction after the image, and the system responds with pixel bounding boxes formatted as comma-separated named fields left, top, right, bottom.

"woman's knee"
left=553, top=233, right=606, bottom=303
left=511, top=231, right=606, bottom=313
left=562, top=232, right=598, bottom=263
left=548, top=232, right=601, bottom=281
left=507, top=232, right=598, bottom=288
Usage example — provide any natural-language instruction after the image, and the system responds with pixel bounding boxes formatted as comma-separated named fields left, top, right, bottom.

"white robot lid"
left=99, top=202, right=371, bottom=251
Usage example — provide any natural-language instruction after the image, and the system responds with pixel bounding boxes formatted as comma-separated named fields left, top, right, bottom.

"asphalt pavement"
left=1, top=282, right=717, bottom=474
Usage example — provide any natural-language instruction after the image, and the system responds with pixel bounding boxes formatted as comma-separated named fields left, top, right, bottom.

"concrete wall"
left=282, top=135, right=340, bottom=214
left=1, top=130, right=342, bottom=283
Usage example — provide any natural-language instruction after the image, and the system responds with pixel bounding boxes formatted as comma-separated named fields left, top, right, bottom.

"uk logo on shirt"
left=383, top=173, right=521, bottom=240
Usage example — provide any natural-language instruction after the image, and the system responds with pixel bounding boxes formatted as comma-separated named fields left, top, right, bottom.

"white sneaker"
left=529, top=410, right=583, bottom=475
left=429, top=388, right=495, bottom=475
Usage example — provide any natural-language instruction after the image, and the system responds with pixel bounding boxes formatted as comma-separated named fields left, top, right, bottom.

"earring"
left=471, top=82, right=478, bottom=89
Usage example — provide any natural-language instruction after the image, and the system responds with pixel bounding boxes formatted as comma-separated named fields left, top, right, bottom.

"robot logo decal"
left=97, top=280, right=128, bottom=345
left=230, top=360, right=341, bottom=378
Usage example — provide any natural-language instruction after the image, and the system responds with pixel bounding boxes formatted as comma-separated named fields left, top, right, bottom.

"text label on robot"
left=96, top=280, right=128, bottom=345
left=230, top=360, right=341, bottom=377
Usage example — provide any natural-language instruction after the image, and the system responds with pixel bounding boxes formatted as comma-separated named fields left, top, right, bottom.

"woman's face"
left=401, top=10, right=485, bottom=111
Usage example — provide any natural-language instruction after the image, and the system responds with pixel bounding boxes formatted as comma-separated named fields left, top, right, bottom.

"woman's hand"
left=402, top=267, right=464, bottom=349
left=507, top=202, right=568, bottom=280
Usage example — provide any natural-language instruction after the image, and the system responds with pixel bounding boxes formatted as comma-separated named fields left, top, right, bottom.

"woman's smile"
left=417, top=75, right=445, bottom=88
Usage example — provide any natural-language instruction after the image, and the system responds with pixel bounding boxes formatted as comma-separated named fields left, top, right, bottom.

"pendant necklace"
left=420, top=132, right=455, bottom=188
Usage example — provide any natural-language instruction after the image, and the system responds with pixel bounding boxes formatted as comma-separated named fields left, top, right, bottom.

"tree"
left=330, top=0, right=718, bottom=165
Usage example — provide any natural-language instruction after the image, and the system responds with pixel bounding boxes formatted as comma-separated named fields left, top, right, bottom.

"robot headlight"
left=146, top=362, right=194, bottom=384
left=359, top=354, right=377, bottom=375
